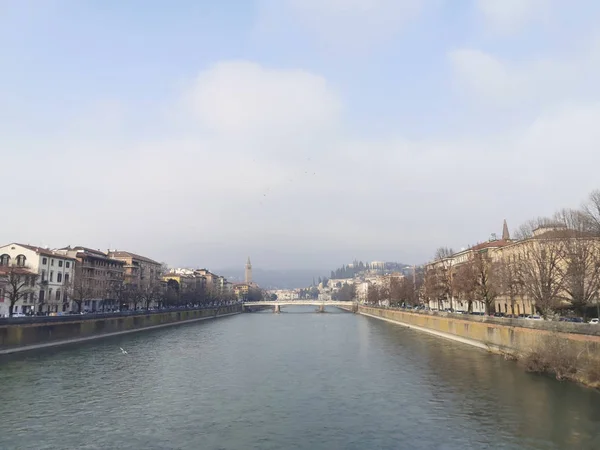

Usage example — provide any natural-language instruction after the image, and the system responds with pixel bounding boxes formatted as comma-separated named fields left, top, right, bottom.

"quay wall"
left=358, top=306, right=600, bottom=359
left=0, top=306, right=241, bottom=354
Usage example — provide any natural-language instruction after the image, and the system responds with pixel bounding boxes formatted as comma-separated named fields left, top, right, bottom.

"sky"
left=2, top=0, right=600, bottom=271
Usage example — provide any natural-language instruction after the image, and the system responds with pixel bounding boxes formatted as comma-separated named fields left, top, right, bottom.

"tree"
left=582, top=189, right=600, bottom=234
left=70, top=276, right=95, bottom=314
left=555, top=208, right=600, bottom=318
left=453, top=260, right=478, bottom=313
left=496, top=257, right=523, bottom=316
left=111, top=281, right=131, bottom=311
left=514, top=219, right=566, bottom=318
left=141, top=284, right=162, bottom=310
left=270, top=293, right=278, bottom=301
left=2, top=266, right=37, bottom=317
left=431, top=247, right=455, bottom=310
left=247, top=287, right=263, bottom=302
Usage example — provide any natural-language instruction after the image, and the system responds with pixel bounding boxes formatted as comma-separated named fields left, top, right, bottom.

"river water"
left=0, top=307, right=599, bottom=450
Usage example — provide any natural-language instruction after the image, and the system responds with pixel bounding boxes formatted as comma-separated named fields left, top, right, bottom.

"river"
left=1, top=307, right=599, bottom=449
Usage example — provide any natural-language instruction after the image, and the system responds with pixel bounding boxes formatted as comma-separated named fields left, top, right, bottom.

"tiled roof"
left=109, top=251, right=161, bottom=266
left=9, top=243, right=77, bottom=261
left=470, top=240, right=511, bottom=251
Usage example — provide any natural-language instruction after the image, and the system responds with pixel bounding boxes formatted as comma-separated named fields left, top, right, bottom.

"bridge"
left=242, top=301, right=357, bottom=313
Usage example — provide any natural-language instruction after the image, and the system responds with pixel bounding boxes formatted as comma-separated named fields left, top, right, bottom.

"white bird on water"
left=120, top=347, right=128, bottom=354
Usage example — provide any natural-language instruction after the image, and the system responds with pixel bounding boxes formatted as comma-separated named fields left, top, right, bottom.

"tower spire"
left=245, top=257, right=252, bottom=284
left=502, top=219, right=510, bottom=240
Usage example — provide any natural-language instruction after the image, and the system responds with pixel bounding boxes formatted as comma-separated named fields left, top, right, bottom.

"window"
left=30, top=276, right=35, bottom=287
left=56, top=290, right=61, bottom=301
left=42, top=258, right=47, bottom=265
left=66, top=262, right=70, bottom=268
left=0, top=254, right=10, bottom=266
left=39, top=290, right=45, bottom=302
left=57, top=273, right=62, bottom=283
left=48, top=288, right=53, bottom=299
left=50, top=271, right=54, bottom=282
left=58, top=261, right=63, bottom=267
left=16, top=254, right=26, bottom=267
left=64, top=274, right=69, bottom=284
left=41, top=270, right=46, bottom=282
left=51, top=259, right=54, bottom=266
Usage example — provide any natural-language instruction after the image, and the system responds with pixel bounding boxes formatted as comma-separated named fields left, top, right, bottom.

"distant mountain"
left=216, top=267, right=327, bottom=290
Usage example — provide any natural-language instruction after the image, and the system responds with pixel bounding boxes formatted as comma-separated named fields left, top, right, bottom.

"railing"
left=0, top=304, right=241, bottom=326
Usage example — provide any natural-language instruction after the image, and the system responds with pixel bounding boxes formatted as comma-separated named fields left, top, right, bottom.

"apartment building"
left=0, top=243, right=76, bottom=314
left=56, top=246, right=125, bottom=312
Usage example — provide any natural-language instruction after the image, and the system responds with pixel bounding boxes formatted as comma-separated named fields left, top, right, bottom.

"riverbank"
left=0, top=305, right=241, bottom=354
left=358, top=305, right=600, bottom=389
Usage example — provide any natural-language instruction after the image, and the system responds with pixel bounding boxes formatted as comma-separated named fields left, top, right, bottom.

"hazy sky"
left=2, top=0, right=600, bottom=270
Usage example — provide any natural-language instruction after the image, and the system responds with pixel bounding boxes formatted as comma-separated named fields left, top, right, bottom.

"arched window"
left=0, top=254, right=10, bottom=266
left=16, top=254, right=26, bottom=267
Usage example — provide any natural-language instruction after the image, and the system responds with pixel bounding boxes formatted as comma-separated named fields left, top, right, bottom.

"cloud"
left=257, top=0, right=424, bottom=49
left=448, top=37, right=600, bottom=108
left=186, top=61, right=341, bottom=140
left=474, top=0, right=551, bottom=34
left=4, top=58, right=600, bottom=269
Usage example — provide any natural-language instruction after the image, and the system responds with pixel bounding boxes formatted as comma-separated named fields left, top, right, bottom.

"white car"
left=589, top=318, right=599, bottom=325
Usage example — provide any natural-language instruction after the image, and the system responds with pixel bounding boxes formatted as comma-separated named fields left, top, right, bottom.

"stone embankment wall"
left=358, top=305, right=600, bottom=356
left=359, top=306, right=600, bottom=388
left=0, top=306, right=241, bottom=354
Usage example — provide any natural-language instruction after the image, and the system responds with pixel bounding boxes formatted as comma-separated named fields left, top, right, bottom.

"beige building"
left=56, top=246, right=125, bottom=312
left=108, top=251, right=162, bottom=290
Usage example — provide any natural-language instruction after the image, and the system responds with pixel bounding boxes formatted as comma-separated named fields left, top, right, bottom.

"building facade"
left=56, top=246, right=125, bottom=312
left=0, top=243, right=76, bottom=314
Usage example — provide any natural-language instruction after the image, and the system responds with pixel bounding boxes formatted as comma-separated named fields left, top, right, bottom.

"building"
left=0, top=243, right=76, bottom=314
left=245, top=257, right=252, bottom=283
left=107, top=250, right=162, bottom=291
left=55, top=246, right=125, bottom=312
left=234, top=283, right=251, bottom=300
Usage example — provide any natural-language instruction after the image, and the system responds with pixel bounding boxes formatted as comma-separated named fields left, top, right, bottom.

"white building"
left=0, top=243, right=76, bottom=315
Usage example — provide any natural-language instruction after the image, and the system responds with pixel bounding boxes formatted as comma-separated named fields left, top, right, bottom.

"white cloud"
left=257, top=0, right=424, bottom=49
left=3, top=59, right=600, bottom=268
left=448, top=39, right=600, bottom=108
left=187, top=61, right=341, bottom=140
left=474, top=0, right=551, bottom=34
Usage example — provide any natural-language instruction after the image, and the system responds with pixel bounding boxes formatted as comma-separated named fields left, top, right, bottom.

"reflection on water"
left=0, top=306, right=598, bottom=450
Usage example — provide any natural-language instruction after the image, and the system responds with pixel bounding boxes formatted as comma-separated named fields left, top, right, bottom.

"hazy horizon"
left=2, top=1, right=599, bottom=270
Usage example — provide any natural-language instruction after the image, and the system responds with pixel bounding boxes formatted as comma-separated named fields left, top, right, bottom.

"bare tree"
left=453, top=260, right=478, bottom=313
left=70, top=277, right=95, bottom=313
left=496, top=257, right=523, bottom=316
left=515, top=219, right=566, bottom=318
left=554, top=208, right=600, bottom=318
left=581, top=189, right=600, bottom=235
left=2, top=266, right=37, bottom=317
left=433, top=247, right=455, bottom=310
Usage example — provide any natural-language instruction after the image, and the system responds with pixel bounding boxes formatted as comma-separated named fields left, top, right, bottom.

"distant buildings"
left=0, top=240, right=245, bottom=317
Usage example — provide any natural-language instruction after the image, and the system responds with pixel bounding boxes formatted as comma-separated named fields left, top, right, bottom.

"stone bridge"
left=242, top=301, right=357, bottom=313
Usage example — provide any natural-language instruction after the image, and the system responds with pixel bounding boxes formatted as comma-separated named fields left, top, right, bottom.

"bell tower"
left=245, top=257, right=252, bottom=284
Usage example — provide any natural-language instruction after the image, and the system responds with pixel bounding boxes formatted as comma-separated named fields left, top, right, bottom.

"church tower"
left=245, top=257, right=252, bottom=284
left=502, top=219, right=510, bottom=241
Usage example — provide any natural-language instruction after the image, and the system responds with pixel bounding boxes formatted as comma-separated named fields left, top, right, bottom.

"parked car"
left=589, top=318, right=599, bottom=325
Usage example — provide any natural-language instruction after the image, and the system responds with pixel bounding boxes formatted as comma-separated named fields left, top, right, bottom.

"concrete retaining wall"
left=0, top=306, right=241, bottom=354
left=358, top=306, right=600, bottom=359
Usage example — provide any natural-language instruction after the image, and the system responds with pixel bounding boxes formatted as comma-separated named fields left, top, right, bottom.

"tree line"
left=424, top=189, right=600, bottom=318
